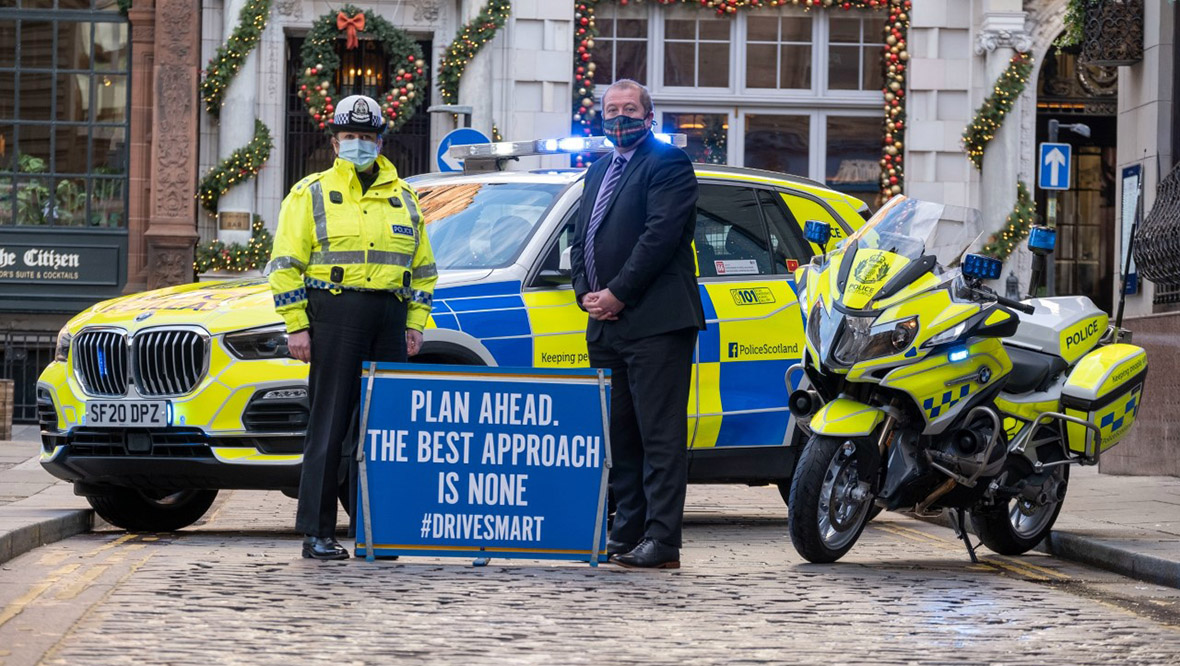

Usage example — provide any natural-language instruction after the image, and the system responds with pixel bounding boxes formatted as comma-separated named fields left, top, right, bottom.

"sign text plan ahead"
left=355, top=364, right=611, bottom=564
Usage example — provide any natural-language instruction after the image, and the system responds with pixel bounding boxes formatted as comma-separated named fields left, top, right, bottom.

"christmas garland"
left=572, top=0, right=910, bottom=203
left=962, top=51, right=1033, bottom=170
left=980, top=181, right=1035, bottom=261
left=194, top=216, right=274, bottom=273
left=197, top=120, right=273, bottom=214
left=1054, top=0, right=1096, bottom=49
left=297, top=6, right=428, bottom=132
left=438, top=0, right=512, bottom=104
left=200, top=0, right=271, bottom=118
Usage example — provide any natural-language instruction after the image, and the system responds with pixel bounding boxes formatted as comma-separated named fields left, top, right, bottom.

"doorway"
left=1035, top=45, right=1118, bottom=313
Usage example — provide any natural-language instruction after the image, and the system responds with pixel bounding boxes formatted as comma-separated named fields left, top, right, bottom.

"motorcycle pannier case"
left=1060, top=343, right=1147, bottom=456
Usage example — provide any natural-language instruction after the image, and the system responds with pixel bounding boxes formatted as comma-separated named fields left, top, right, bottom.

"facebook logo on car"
left=728, top=342, right=740, bottom=358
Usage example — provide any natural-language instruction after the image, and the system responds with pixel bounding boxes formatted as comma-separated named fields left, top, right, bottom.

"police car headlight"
left=224, top=325, right=290, bottom=360
left=54, top=325, right=72, bottom=363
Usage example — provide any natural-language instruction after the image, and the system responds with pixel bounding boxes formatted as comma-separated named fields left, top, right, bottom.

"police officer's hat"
left=328, top=94, right=385, bottom=134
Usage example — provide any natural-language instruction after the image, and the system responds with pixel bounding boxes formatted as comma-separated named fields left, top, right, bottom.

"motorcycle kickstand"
left=949, top=508, right=980, bottom=564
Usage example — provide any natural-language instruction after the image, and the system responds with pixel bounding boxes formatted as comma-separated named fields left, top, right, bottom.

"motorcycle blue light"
left=1028, top=226, right=1056, bottom=254
left=948, top=346, right=970, bottom=363
left=962, top=253, right=1002, bottom=281
left=804, top=220, right=831, bottom=247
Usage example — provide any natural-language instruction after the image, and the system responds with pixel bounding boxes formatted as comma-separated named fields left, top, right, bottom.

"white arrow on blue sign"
left=1038, top=142, right=1072, bottom=191
left=436, top=128, right=491, bottom=173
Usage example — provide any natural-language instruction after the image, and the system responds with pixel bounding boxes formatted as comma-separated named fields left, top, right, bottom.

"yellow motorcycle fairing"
left=809, top=397, right=886, bottom=437
left=832, top=248, right=911, bottom=311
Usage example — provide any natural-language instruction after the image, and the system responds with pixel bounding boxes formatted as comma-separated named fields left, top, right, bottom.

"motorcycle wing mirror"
left=804, top=219, right=832, bottom=251
left=1027, top=226, right=1056, bottom=256
left=961, top=253, right=1003, bottom=281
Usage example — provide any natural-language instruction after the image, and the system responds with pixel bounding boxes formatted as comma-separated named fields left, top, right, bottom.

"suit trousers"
left=588, top=325, right=697, bottom=547
left=297, top=289, right=407, bottom=537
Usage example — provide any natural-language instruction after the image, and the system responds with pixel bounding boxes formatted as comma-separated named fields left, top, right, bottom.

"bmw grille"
left=73, top=328, right=209, bottom=397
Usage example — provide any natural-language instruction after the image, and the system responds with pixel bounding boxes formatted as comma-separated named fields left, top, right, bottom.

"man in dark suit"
left=570, top=79, right=704, bottom=569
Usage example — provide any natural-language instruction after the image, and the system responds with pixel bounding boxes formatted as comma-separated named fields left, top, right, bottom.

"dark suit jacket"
left=571, top=134, right=705, bottom=342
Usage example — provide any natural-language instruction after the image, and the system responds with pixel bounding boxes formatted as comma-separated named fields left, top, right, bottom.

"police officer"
left=267, top=94, right=437, bottom=560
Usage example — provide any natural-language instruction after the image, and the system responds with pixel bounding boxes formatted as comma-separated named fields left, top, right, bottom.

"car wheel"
left=87, top=488, right=219, bottom=532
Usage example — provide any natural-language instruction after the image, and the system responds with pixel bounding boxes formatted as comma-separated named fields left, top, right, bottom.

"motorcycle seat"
left=1003, top=346, right=1069, bottom=394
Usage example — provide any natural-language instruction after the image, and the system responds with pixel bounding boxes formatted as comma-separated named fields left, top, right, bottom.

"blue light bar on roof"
left=448, top=134, right=688, bottom=162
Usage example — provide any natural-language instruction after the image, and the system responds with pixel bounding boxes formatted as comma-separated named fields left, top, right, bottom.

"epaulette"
left=291, top=171, right=327, bottom=193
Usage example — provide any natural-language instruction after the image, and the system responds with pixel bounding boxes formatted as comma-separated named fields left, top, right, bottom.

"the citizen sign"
left=0, top=244, right=119, bottom=285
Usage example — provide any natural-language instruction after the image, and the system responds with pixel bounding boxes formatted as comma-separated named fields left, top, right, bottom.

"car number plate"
left=86, top=401, right=169, bottom=427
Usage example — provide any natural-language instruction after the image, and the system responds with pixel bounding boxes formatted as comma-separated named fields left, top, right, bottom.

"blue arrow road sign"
left=1039, top=142, right=1072, bottom=190
left=437, top=128, right=491, bottom=173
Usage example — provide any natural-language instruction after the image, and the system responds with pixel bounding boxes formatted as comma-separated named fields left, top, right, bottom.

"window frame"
left=592, top=4, right=884, bottom=189
left=0, top=7, right=131, bottom=229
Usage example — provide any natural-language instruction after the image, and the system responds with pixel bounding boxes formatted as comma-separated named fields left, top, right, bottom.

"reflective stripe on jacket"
left=267, top=156, right=438, bottom=333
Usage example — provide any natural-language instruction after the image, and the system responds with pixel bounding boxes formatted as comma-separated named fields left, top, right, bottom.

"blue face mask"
left=338, top=138, right=379, bottom=170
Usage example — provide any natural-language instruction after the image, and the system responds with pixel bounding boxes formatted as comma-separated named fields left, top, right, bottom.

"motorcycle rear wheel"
left=788, top=434, right=874, bottom=563
left=971, top=464, right=1070, bottom=555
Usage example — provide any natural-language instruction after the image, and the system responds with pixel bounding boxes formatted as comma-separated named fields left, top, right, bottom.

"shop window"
left=0, top=13, right=129, bottom=227
left=828, top=15, right=883, bottom=92
left=746, top=15, right=812, bottom=90
left=662, top=112, right=728, bottom=165
left=825, top=115, right=880, bottom=208
left=663, top=15, right=730, bottom=88
left=593, top=13, right=648, bottom=86
left=744, top=114, right=809, bottom=176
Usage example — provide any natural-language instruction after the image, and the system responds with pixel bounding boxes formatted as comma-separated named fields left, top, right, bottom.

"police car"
left=35, top=135, right=869, bottom=531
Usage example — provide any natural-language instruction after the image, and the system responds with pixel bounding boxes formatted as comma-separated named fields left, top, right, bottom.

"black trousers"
left=588, top=326, right=697, bottom=547
left=297, top=289, right=407, bottom=538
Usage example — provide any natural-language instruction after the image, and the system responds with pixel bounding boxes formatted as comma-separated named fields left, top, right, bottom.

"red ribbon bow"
left=337, top=11, right=365, bottom=50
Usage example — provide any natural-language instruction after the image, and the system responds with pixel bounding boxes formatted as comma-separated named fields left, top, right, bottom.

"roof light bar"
left=448, top=133, right=688, bottom=161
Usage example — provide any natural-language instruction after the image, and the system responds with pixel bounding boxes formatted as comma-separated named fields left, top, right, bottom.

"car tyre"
left=87, top=488, right=219, bottom=532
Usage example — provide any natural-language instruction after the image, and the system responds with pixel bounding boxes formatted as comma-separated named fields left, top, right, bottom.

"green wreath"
left=297, top=5, right=428, bottom=133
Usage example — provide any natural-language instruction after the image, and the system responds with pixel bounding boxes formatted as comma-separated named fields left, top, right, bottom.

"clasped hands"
left=582, top=288, right=625, bottom=321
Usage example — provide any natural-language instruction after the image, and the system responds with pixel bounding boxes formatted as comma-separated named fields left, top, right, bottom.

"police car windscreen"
left=417, top=183, right=564, bottom=269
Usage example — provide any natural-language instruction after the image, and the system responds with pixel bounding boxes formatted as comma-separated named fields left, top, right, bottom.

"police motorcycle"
left=786, top=196, right=1148, bottom=563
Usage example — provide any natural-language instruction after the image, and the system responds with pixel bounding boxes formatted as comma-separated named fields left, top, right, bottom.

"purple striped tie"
left=584, top=154, right=626, bottom=292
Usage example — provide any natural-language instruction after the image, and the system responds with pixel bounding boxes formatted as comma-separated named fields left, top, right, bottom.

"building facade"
left=1, top=0, right=1177, bottom=472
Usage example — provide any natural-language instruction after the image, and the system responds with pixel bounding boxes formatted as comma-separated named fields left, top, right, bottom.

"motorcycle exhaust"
left=789, top=389, right=820, bottom=419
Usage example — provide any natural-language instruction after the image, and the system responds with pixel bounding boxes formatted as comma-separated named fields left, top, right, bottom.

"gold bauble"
left=893, top=141, right=903, bottom=150
left=899, top=51, right=909, bottom=61
left=889, top=81, right=901, bottom=91
left=885, top=92, right=895, bottom=102
left=398, top=68, right=406, bottom=76
left=408, top=92, right=415, bottom=99
left=886, top=146, right=898, bottom=156
left=406, top=82, right=415, bottom=90
left=399, top=95, right=408, bottom=103
left=891, top=185, right=902, bottom=194
left=886, top=36, right=897, bottom=46
left=586, top=39, right=594, bottom=48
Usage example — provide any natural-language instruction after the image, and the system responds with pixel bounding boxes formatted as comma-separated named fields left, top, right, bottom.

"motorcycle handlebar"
left=995, top=294, right=1036, bottom=315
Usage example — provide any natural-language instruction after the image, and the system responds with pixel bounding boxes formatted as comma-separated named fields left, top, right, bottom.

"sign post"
left=355, top=364, right=611, bottom=565
left=436, top=128, right=491, bottom=173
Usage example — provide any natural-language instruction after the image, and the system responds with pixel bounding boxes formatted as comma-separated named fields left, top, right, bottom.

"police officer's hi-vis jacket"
left=267, top=155, right=438, bottom=333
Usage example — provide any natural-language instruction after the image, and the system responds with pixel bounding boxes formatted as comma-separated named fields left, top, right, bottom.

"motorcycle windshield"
left=834, top=196, right=984, bottom=310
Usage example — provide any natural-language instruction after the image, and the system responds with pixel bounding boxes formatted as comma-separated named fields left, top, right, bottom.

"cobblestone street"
left=0, top=484, right=1176, bottom=665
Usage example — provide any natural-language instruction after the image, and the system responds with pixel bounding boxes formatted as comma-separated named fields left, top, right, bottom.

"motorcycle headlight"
left=54, top=325, right=72, bottom=363
left=224, top=326, right=290, bottom=360
left=833, top=315, right=919, bottom=365
left=807, top=297, right=824, bottom=352
left=924, top=320, right=968, bottom=348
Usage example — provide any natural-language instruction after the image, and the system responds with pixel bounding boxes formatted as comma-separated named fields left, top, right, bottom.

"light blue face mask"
left=338, top=138, right=379, bottom=170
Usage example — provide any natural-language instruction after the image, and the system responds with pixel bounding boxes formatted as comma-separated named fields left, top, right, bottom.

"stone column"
left=215, top=0, right=259, bottom=247
left=144, top=0, right=202, bottom=289
left=124, top=1, right=156, bottom=294
left=975, top=8, right=1033, bottom=287
left=458, top=0, right=494, bottom=137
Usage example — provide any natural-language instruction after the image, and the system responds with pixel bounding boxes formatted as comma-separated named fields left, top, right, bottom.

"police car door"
left=692, top=183, right=812, bottom=450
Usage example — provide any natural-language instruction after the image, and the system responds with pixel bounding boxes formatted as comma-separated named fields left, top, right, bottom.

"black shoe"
left=610, top=538, right=680, bottom=569
left=607, top=539, right=636, bottom=556
left=302, top=536, right=350, bottom=560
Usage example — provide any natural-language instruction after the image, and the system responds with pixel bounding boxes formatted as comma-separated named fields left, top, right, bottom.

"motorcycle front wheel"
left=788, top=434, right=874, bottom=563
left=971, top=464, right=1069, bottom=555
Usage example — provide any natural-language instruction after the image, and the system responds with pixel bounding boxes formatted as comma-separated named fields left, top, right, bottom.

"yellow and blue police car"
left=36, top=135, right=869, bottom=531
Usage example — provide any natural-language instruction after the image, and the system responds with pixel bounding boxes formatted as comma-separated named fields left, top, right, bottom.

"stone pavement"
left=0, top=424, right=1177, bottom=588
